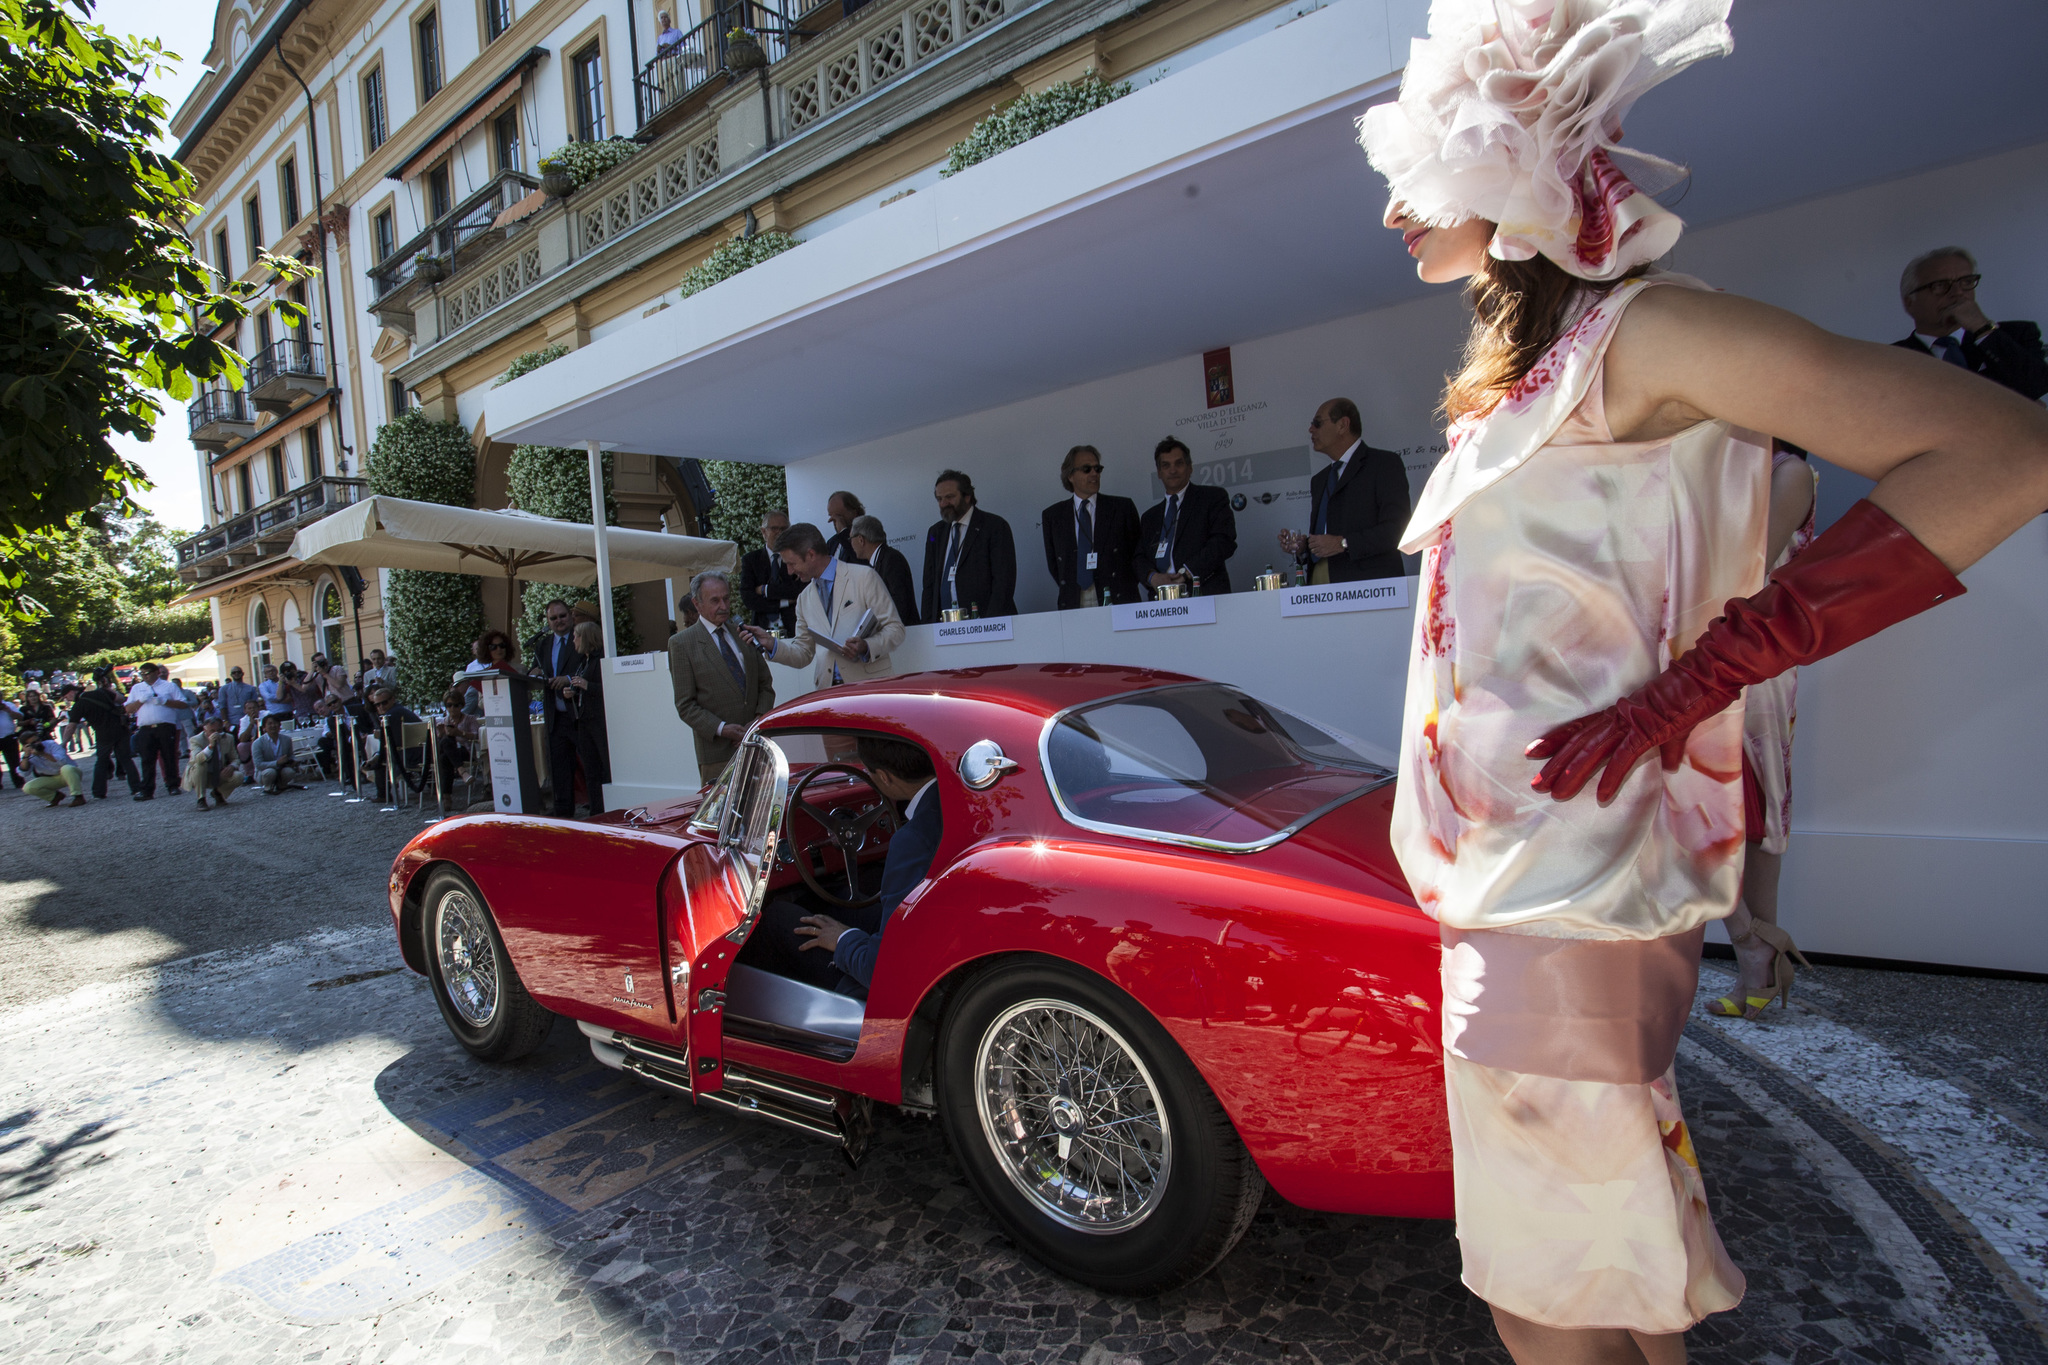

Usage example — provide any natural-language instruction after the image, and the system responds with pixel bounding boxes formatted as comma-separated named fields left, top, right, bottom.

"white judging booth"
left=487, top=0, right=2048, bottom=973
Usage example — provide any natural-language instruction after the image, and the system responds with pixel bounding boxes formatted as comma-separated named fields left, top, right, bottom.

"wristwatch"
left=1340, top=537, right=1349, bottom=552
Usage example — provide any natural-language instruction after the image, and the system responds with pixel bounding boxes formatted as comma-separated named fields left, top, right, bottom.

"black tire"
left=419, top=867, right=554, bottom=1062
left=935, top=960, right=1266, bottom=1294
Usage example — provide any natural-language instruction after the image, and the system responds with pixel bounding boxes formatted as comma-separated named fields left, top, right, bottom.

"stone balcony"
left=174, top=476, right=367, bottom=584
left=390, top=0, right=1151, bottom=386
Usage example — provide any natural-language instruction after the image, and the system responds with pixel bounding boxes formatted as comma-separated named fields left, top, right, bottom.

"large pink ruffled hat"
left=1359, top=0, right=1733, bottom=281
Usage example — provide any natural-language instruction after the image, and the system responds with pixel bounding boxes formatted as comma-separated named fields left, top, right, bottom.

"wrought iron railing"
left=368, top=169, right=541, bottom=300
left=176, top=477, right=367, bottom=570
left=637, top=0, right=823, bottom=124
left=187, top=385, right=251, bottom=434
left=249, top=338, right=326, bottom=388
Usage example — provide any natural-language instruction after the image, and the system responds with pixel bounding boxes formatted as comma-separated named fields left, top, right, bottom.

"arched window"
left=249, top=598, right=273, bottom=672
left=319, top=581, right=347, bottom=666
left=282, top=597, right=304, bottom=668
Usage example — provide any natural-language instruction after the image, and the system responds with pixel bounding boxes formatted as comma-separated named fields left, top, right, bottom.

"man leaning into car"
left=742, top=735, right=940, bottom=997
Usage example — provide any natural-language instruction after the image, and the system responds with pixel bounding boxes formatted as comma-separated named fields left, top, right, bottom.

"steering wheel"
left=786, top=763, right=901, bottom=909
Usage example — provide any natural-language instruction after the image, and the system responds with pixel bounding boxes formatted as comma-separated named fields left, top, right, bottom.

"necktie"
left=1932, top=335, right=1969, bottom=368
left=819, top=576, right=835, bottom=626
left=1156, top=495, right=1178, bottom=570
left=942, top=522, right=963, bottom=609
left=1077, top=500, right=1094, bottom=589
left=715, top=628, right=746, bottom=691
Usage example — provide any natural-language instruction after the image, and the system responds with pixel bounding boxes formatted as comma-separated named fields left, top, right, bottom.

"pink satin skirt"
left=1439, top=925, right=1745, bottom=1333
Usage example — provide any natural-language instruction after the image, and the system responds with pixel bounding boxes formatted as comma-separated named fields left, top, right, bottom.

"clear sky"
left=96, top=0, right=228, bottom=533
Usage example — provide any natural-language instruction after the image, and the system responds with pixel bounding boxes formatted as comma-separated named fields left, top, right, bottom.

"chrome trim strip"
left=1035, top=682, right=1393, bottom=855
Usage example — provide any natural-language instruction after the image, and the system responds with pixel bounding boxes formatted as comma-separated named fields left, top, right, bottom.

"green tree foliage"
left=941, top=77, right=1133, bottom=177
left=0, top=0, right=311, bottom=619
left=367, top=411, right=486, bottom=702
left=12, top=510, right=207, bottom=671
left=699, top=460, right=788, bottom=626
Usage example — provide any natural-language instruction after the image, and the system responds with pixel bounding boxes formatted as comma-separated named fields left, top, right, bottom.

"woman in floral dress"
left=1360, top=2, right=2048, bottom=1361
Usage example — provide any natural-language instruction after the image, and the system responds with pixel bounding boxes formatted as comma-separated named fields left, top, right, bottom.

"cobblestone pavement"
left=1, top=790, right=2045, bottom=1363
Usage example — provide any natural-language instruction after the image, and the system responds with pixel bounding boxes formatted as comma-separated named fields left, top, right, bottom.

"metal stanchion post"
left=327, top=714, right=347, bottom=795
left=379, top=717, right=399, bottom=813
left=426, top=723, right=446, bottom=823
left=343, top=713, right=366, bottom=803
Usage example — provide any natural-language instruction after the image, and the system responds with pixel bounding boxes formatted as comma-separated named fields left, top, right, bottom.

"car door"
left=666, top=733, right=788, bottom=1098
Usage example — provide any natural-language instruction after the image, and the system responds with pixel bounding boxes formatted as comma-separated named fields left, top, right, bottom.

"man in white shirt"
left=124, top=662, right=190, bottom=799
left=738, top=523, right=905, bottom=690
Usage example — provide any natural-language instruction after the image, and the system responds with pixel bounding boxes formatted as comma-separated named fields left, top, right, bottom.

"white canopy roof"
left=289, top=495, right=736, bottom=586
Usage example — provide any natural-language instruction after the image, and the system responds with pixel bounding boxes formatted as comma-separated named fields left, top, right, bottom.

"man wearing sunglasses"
left=1043, top=444, right=1141, bottom=610
left=1894, top=247, right=2048, bottom=400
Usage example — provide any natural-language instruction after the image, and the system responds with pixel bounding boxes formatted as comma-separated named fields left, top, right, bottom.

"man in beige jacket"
left=736, top=523, right=906, bottom=690
left=670, top=569, right=776, bottom=783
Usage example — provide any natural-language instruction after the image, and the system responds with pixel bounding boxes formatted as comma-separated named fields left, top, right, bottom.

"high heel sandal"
left=1707, top=922, right=1812, bottom=1020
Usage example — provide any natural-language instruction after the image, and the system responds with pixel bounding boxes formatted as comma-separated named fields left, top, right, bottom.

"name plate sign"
left=1278, top=579, right=1411, bottom=617
left=611, top=652, right=660, bottom=674
left=1112, top=597, right=1218, bottom=632
left=934, top=616, right=1015, bottom=645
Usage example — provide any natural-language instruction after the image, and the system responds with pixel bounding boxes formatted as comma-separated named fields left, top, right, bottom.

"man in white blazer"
left=736, top=523, right=906, bottom=689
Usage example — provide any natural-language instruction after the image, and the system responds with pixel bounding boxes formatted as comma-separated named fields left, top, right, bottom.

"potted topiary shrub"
left=725, top=28, right=766, bottom=72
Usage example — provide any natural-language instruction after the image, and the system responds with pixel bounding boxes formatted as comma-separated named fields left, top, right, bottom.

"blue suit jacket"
left=831, top=784, right=942, bottom=988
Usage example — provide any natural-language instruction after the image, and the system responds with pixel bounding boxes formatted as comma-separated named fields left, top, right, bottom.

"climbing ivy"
left=677, top=231, right=800, bottom=300
left=942, top=77, right=1133, bottom=177
left=366, top=411, right=486, bottom=704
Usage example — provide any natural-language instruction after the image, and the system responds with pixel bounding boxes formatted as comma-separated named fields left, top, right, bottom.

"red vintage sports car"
left=387, top=664, right=1450, bottom=1292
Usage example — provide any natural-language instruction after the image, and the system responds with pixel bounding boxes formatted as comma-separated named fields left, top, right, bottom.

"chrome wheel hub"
left=435, top=890, right=498, bottom=1028
left=975, top=999, right=1170, bottom=1234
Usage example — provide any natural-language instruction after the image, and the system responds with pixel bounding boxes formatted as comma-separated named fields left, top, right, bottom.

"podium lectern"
left=475, top=673, right=544, bottom=814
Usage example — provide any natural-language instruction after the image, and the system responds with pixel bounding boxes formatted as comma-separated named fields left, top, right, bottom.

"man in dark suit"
left=1892, top=247, right=2048, bottom=400
left=823, top=491, right=866, bottom=563
left=739, top=508, right=800, bottom=633
left=1043, top=444, right=1141, bottom=608
left=1278, top=398, right=1410, bottom=583
left=669, top=569, right=775, bottom=784
left=920, top=469, right=1017, bottom=618
left=744, top=733, right=941, bottom=996
left=847, top=514, right=920, bottom=626
left=525, top=598, right=588, bottom=816
left=1137, top=437, right=1237, bottom=597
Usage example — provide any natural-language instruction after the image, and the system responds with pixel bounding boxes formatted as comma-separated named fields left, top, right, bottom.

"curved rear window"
left=1042, top=684, right=1393, bottom=851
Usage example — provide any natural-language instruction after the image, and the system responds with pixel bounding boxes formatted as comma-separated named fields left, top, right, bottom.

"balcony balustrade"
left=368, top=169, right=542, bottom=308
left=248, top=339, right=327, bottom=414
left=175, top=476, right=367, bottom=582
left=188, top=385, right=256, bottom=452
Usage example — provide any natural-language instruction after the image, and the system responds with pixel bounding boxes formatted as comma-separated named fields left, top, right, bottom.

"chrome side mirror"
left=958, top=739, right=1021, bottom=790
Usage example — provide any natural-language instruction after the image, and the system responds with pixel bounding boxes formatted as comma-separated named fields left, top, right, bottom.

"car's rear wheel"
left=936, top=960, right=1265, bottom=1294
left=420, top=867, right=554, bottom=1061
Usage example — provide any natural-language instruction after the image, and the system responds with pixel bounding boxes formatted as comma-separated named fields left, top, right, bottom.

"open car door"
left=670, top=733, right=787, bottom=1099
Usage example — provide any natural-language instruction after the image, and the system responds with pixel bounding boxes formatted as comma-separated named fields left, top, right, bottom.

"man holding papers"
left=738, top=523, right=907, bottom=688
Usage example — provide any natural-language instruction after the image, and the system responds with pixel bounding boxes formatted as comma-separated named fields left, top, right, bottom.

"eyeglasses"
left=1908, top=273, right=1981, bottom=297
left=489, top=641, right=510, bottom=651
left=1071, top=464, right=1103, bottom=475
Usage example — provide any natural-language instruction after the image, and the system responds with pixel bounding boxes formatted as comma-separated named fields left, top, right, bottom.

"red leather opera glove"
left=1527, top=499, right=1967, bottom=803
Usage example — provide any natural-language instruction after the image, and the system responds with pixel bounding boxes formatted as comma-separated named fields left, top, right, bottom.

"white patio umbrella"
left=289, top=492, right=736, bottom=657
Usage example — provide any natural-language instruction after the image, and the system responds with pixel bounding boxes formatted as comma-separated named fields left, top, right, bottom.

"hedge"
left=677, top=231, right=799, bottom=300
left=698, top=460, right=789, bottom=626
left=367, top=411, right=487, bottom=703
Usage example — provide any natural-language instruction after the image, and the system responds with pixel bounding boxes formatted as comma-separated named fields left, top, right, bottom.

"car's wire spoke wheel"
left=435, top=888, right=498, bottom=1028
left=976, top=1000, right=1170, bottom=1233
left=417, top=867, right=553, bottom=1063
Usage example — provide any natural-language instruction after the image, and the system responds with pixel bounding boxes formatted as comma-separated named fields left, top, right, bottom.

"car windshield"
left=1042, top=684, right=1393, bottom=851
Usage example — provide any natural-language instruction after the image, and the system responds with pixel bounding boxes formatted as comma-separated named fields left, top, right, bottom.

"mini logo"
left=623, top=971, right=635, bottom=995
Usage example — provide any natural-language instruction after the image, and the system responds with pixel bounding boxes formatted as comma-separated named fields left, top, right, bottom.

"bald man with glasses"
left=1894, top=247, right=2048, bottom=401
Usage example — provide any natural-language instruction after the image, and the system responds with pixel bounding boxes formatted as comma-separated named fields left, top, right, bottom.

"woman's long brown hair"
left=1444, top=252, right=1636, bottom=422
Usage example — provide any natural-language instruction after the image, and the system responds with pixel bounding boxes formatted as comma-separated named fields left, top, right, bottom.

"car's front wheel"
left=936, top=960, right=1266, bottom=1294
left=420, top=867, right=554, bottom=1061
